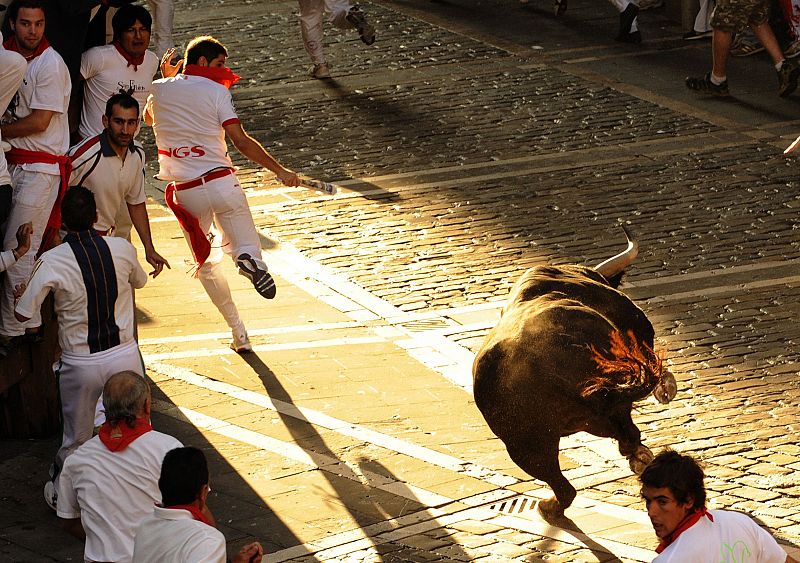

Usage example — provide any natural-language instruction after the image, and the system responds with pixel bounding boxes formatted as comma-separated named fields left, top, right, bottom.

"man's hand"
left=233, top=542, right=263, bottom=563
left=277, top=168, right=299, bottom=187
left=160, top=48, right=183, bottom=79
left=13, top=282, right=27, bottom=301
left=145, top=248, right=170, bottom=278
left=14, top=222, right=32, bottom=259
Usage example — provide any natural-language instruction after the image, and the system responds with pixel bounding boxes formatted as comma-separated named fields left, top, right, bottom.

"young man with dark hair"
left=56, top=372, right=182, bottom=563
left=0, top=0, right=71, bottom=343
left=78, top=4, right=159, bottom=140
left=14, top=186, right=151, bottom=509
left=145, top=35, right=302, bottom=353
left=133, top=446, right=263, bottom=563
left=69, top=93, right=168, bottom=274
left=640, top=449, right=796, bottom=562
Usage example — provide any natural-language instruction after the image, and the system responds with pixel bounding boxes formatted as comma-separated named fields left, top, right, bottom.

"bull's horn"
left=594, top=225, right=639, bottom=279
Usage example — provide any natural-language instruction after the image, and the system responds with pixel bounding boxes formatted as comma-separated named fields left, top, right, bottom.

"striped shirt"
left=15, top=231, right=147, bottom=355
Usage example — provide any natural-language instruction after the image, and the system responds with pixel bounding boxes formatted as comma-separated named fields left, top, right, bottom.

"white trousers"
left=53, top=339, right=144, bottom=488
left=0, top=47, right=26, bottom=186
left=298, top=0, right=355, bottom=64
left=0, top=170, right=59, bottom=336
left=694, top=0, right=714, bottom=32
left=174, top=173, right=262, bottom=329
left=146, top=0, right=175, bottom=58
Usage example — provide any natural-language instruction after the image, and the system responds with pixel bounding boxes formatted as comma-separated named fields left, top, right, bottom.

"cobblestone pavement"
left=3, top=0, right=800, bottom=561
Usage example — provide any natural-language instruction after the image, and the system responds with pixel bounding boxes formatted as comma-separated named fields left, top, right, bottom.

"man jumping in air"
left=144, top=35, right=301, bottom=353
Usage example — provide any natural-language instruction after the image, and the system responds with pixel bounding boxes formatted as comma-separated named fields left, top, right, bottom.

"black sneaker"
left=777, top=59, right=800, bottom=97
left=617, top=30, right=642, bottom=44
left=346, top=5, right=375, bottom=46
left=236, top=253, right=276, bottom=299
left=618, top=4, right=639, bottom=38
left=685, top=72, right=730, bottom=97
left=683, top=29, right=712, bottom=40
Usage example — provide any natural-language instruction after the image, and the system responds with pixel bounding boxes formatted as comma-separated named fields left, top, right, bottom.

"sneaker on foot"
left=778, top=59, right=800, bottom=97
left=685, top=72, right=730, bottom=97
left=236, top=253, right=276, bottom=299
left=310, top=62, right=331, bottom=79
left=230, top=323, right=252, bottom=354
left=785, top=39, right=800, bottom=59
left=683, top=29, right=712, bottom=40
left=616, top=30, right=642, bottom=43
left=346, top=5, right=375, bottom=45
left=44, top=481, right=57, bottom=511
left=731, top=34, right=764, bottom=57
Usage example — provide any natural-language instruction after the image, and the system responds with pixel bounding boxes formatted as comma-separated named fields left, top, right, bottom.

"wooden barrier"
left=0, top=296, right=60, bottom=438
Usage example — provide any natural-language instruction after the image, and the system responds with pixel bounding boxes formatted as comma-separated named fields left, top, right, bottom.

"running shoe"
left=236, top=253, right=277, bottom=299
left=346, top=5, right=376, bottom=46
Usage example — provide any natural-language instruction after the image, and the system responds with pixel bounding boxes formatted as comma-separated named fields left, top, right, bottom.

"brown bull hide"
left=472, top=264, right=676, bottom=519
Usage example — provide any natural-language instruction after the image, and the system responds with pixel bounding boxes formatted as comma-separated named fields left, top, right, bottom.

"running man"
left=144, top=35, right=301, bottom=353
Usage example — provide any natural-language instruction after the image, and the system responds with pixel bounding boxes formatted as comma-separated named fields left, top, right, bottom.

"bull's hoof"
left=653, top=369, right=678, bottom=404
left=537, top=497, right=565, bottom=521
left=628, top=445, right=654, bottom=475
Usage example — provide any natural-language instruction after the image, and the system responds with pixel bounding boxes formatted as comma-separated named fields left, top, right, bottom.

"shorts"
left=711, top=0, right=770, bottom=32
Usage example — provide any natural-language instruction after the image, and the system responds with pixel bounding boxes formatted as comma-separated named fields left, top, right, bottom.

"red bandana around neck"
left=655, top=507, right=714, bottom=553
left=98, top=417, right=152, bottom=452
left=183, top=64, right=241, bottom=89
left=112, top=41, right=145, bottom=70
left=164, top=504, right=213, bottom=527
left=3, top=35, right=50, bottom=61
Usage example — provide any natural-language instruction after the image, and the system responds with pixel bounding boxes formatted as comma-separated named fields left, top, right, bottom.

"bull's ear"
left=605, top=270, right=626, bottom=289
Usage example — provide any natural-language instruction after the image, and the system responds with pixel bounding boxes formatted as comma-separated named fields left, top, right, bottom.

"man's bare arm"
left=1, top=109, right=57, bottom=139
left=223, top=122, right=298, bottom=186
left=59, top=517, right=86, bottom=540
left=127, top=202, right=169, bottom=278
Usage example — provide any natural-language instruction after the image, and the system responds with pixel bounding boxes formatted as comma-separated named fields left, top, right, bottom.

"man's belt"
left=7, top=148, right=71, bottom=257
left=171, top=167, right=234, bottom=191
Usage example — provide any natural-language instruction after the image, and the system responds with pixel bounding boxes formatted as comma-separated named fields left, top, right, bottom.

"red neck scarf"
left=98, top=417, right=152, bottom=452
left=163, top=504, right=213, bottom=527
left=655, top=508, right=714, bottom=553
left=183, top=64, right=240, bottom=89
left=2, top=35, right=50, bottom=61
left=112, top=41, right=145, bottom=71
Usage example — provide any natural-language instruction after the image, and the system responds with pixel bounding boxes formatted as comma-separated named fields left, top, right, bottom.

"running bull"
left=472, top=228, right=677, bottom=518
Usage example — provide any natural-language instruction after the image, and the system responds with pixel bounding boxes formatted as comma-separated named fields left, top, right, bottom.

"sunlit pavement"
left=3, top=0, right=800, bottom=560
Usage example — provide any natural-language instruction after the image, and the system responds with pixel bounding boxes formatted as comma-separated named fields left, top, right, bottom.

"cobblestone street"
left=2, top=0, right=800, bottom=560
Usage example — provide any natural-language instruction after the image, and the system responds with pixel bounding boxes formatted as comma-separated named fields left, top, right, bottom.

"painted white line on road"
left=151, top=397, right=453, bottom=508
left=644, top=275, right=800, bottom=304
left=142, top=335, right=386, bottom=362
left=627, top=259, right=800, bottom=288
left=149, top=362, right=518, bottom=488
left=138, top=320, right=364, bottom=346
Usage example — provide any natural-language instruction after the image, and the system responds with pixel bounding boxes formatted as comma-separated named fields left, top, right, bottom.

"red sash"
left=6, top=149, right=71, bottom=257
left=98, top=417, right=152, bottom=452
left=2, top=36, right=50, bottom=61
left=163, top=504, right=212, bottom=527
left=164, top=183, right=211, bottom=271
left=655, top=508, right=714, bottom=553
left=112, top=41, right=145, bottom=71
left=183, top=64, right=240, bottom=89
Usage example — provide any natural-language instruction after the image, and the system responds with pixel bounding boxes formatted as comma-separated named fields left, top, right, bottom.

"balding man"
left=56, top=371, right=183, bottom=563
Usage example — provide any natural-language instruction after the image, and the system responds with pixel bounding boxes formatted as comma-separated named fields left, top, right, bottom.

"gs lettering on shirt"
left=146, top=74, right=240, bottom=182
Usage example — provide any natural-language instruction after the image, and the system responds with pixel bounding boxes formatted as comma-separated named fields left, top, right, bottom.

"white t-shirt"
left=6, top=46, right=70, bottom=175
left=57, top=431, right=183, bottom=563
left=79, top=45, right=159, bottom=140
left=15, top=233, right=147, bottom=355
left=654, top=509, right=789, bottom=563
left=133, top=506, right=227, bottom=563
left=146, top=74, right=239, bottom=182
left=69, top=132, right=147, bottom=233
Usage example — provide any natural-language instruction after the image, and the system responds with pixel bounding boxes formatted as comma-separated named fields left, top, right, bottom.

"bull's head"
left=594, top=226, right=638, bottom=288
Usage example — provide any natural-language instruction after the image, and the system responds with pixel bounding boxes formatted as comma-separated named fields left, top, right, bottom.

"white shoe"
left=310, top=63, right=331, bottom=79
left=231, top=323, right=252, bottom=354
left=44, top=481, right=57, bottom=511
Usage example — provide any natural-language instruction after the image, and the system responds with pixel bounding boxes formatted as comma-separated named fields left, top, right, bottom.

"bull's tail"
left=582, top=330, right=664, bottom=399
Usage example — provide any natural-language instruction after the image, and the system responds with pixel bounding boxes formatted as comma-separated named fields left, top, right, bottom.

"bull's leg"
left=506, top=435, right=576, bottom=520
left=588, top=410, right=654, bottom=475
